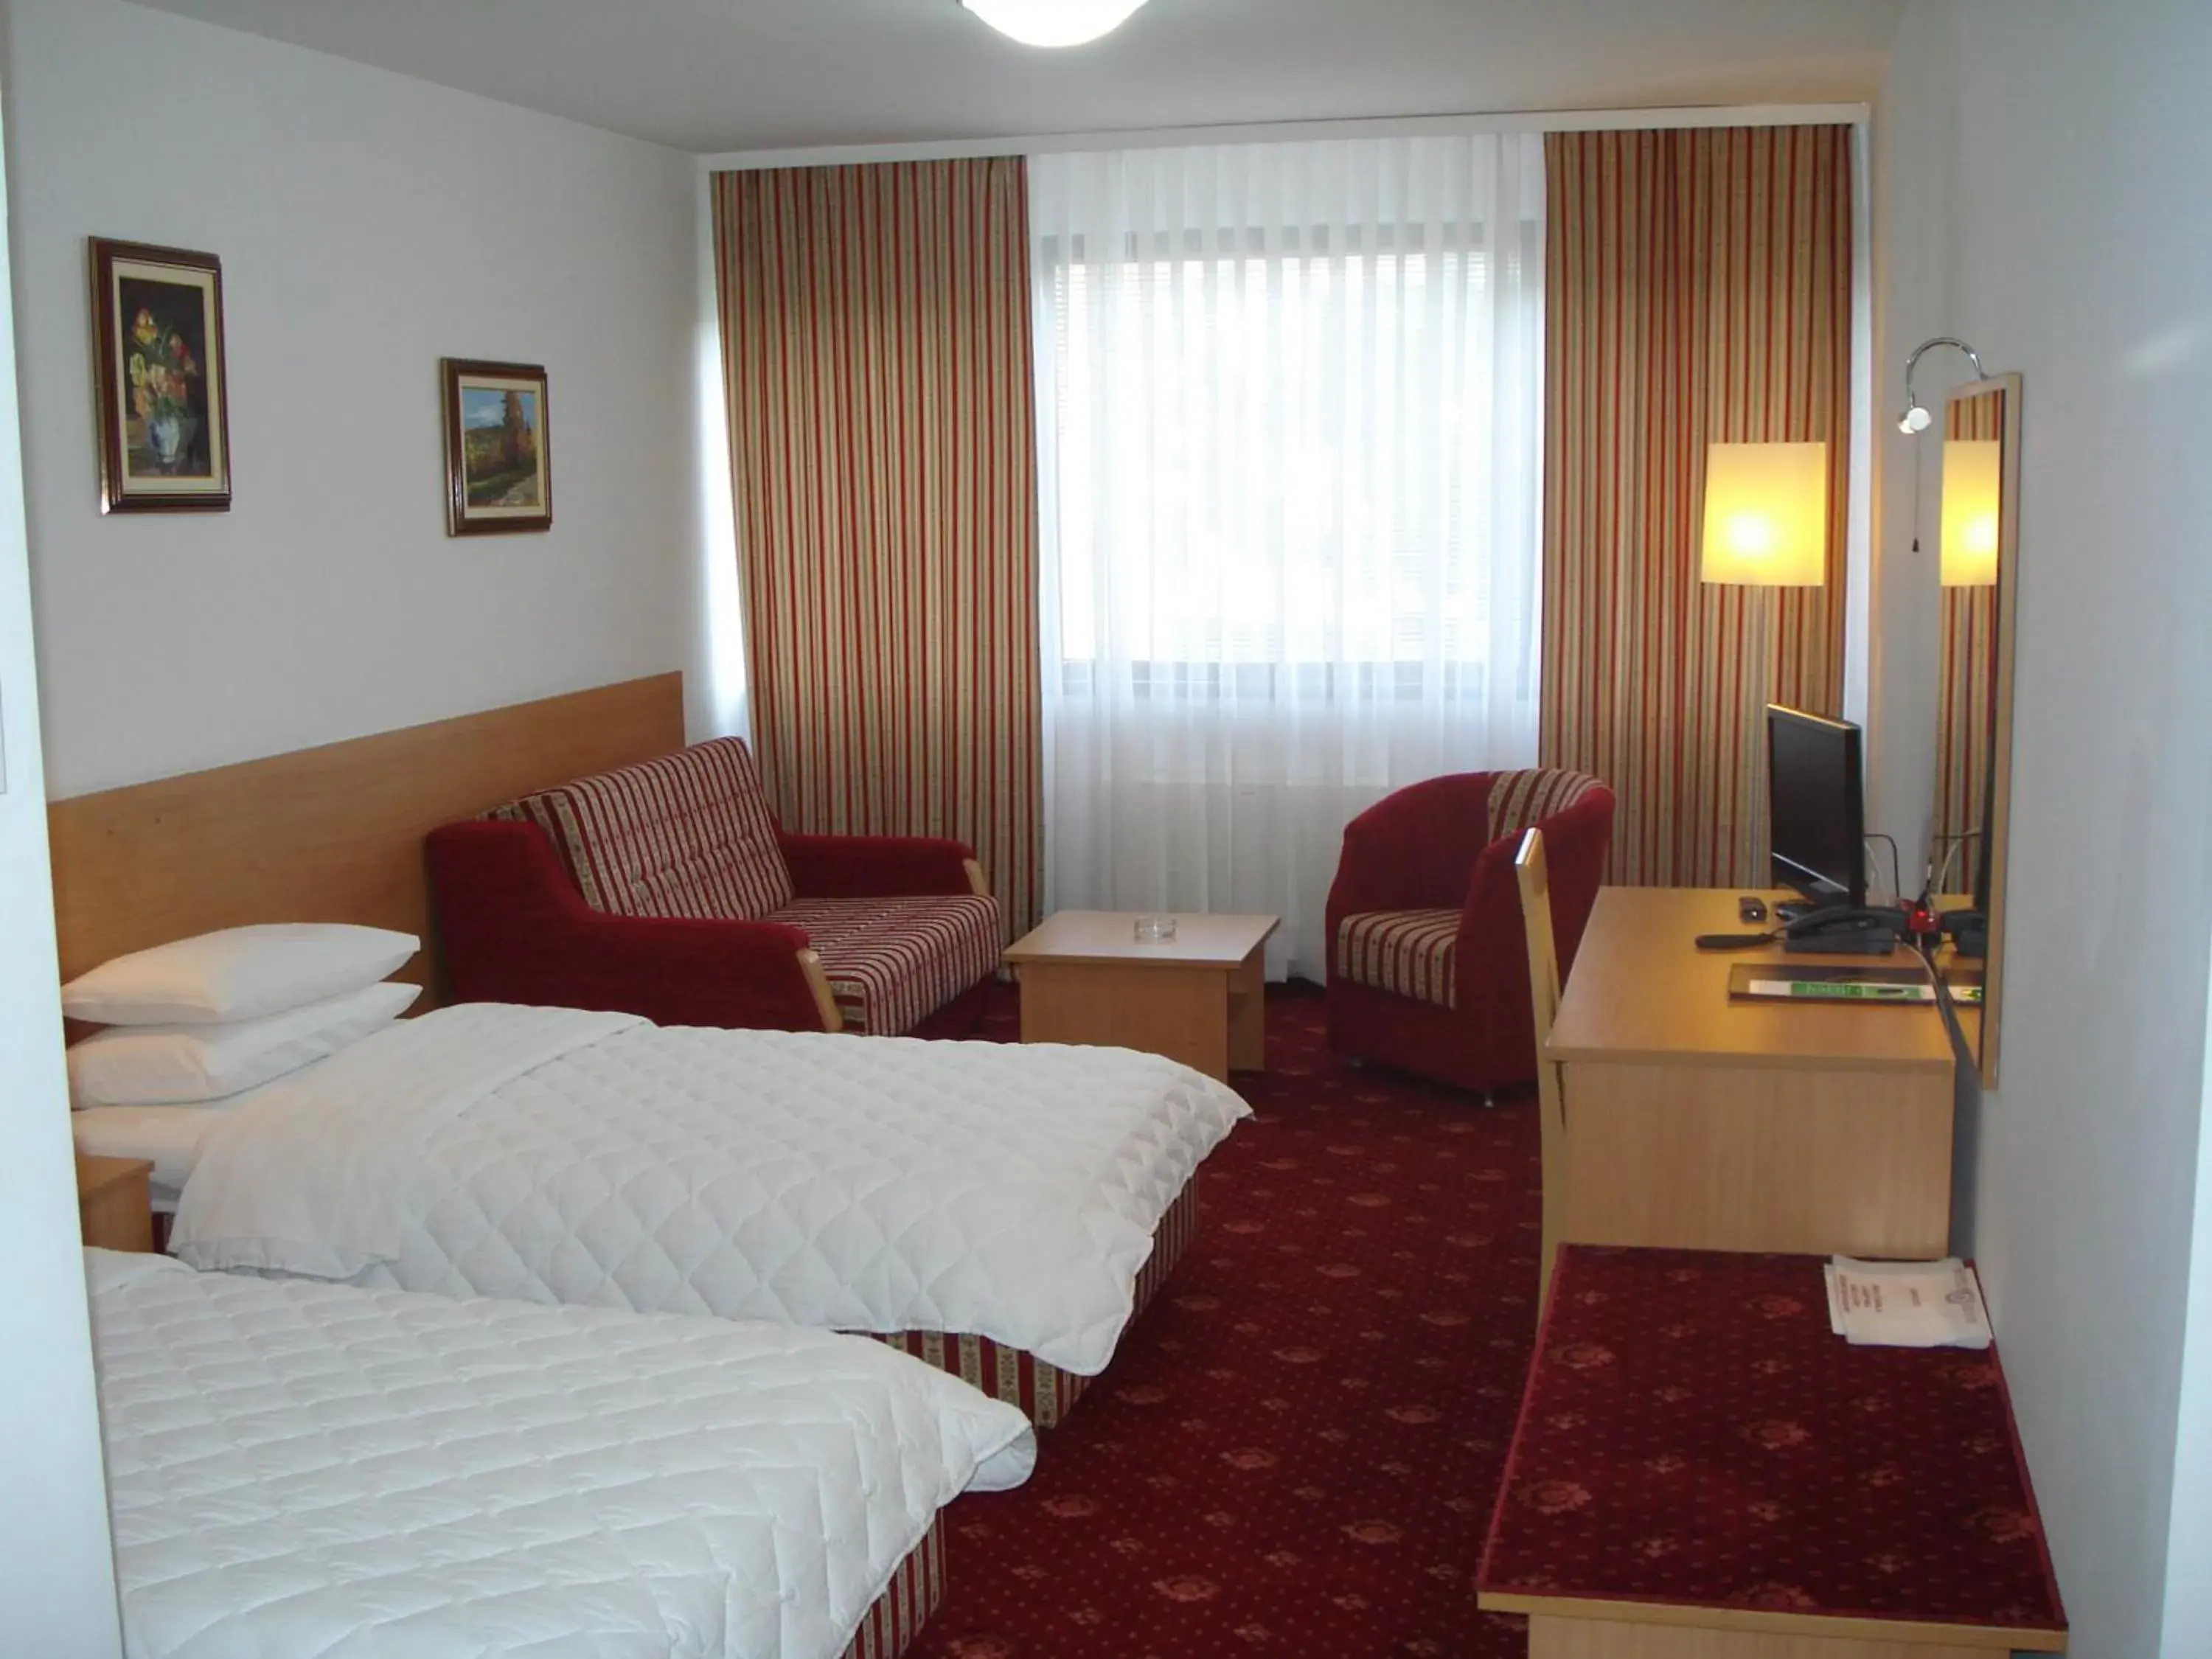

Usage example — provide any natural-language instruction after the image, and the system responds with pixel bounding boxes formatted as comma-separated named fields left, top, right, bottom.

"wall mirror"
left=1930, top=372, right=2022, bottom=1085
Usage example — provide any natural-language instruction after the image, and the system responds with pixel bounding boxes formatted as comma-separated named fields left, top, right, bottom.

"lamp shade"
left=961, top=0, right=1147, bottom=46
left=1700, top=442, right=1830, bottom=586
left=1941, top=439, right=2002, bottom=588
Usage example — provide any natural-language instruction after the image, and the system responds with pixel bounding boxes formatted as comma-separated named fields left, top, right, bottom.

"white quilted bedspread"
left=91, top=1248, right=1033, bottom=1659
left=171, top=1004, right=1251, bottom=1374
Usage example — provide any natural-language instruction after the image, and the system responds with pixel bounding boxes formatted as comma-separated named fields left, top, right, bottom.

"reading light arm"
left=1897, top=336, right=1990, bottom=434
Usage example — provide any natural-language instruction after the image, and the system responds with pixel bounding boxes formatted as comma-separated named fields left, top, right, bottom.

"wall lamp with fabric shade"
left=1700, top=442, right=1829, bottom=586
left=961, top=0, right=1148, bottom=46
left=1941, top=439, right=2002, bottom=587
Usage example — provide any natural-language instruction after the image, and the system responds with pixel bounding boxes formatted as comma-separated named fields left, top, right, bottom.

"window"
left=1028, top=136, right=1547, bottom=977
left=1049, top=238, right=1517, bottom=683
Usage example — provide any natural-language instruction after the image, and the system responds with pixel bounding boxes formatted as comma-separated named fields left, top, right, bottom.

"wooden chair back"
left=1514, top=827, right=1568, bottom=1318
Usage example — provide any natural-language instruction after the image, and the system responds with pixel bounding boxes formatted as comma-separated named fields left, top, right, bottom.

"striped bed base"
left=863, top=1175, right=1200, bottom=1427
left=838, top=1515, right=945, bottom=1659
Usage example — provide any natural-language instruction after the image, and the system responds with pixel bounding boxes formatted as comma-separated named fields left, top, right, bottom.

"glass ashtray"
left=1133, top=914, right=1179, bottom=942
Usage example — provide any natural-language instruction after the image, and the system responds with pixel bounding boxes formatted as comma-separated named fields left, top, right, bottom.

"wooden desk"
left=1478, top=1247, right=2067, bottom=1658
left=1003, top=911, right=1277, bottom=1082
left=1551, top=889, right=1956, bottom=1259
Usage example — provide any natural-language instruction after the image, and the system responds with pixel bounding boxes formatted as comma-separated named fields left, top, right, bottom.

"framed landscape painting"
left=442, top=358, right=552, bottom=535
left=90, top=239, right=232, bottom=513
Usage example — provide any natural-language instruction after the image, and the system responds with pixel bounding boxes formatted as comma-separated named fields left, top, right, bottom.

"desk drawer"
left=1559, top=1060, right=1953, bottom=1259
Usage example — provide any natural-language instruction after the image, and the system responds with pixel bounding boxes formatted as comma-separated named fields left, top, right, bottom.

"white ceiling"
left=130, top=0, right=1901, bottom=156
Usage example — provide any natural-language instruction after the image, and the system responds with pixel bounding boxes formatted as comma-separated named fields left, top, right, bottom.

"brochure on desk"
left=1824, top=1258, right=1992, bottom=1349
left=1727, top=962, right=1986, bottom=1007
left=1728, top=963, right=1937, bottom=1005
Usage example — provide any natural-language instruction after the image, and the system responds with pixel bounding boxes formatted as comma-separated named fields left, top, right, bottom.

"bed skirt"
left=839, top=1514, right=945, bottom=1659
left=863, top=1175, right=1199, bottom=1427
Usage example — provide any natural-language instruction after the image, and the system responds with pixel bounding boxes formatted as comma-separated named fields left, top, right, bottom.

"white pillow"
left=60, top=923, right=420, bottom=1026
left=68, top=980, right=421, bottom=1107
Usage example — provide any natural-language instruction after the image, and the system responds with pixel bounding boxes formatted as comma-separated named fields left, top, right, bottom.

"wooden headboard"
left=46, top=673, right=686, bottom=998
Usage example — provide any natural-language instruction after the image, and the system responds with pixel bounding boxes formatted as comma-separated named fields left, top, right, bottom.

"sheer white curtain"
left=1030, top=135, right=1547, bottom=978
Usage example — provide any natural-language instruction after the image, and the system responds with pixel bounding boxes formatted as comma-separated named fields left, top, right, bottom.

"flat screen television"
left=1766, top=705, right=1865, bottom=910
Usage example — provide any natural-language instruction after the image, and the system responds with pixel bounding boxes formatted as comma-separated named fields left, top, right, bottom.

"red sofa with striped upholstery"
left=1324, top=768, right=1613, bottom=1096
left=427, top=737, right=1000, bottom=1037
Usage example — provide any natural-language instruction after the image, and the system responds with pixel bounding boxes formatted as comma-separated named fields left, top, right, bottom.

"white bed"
left=147, top=1003, right=1246, bottom=1384
left=90, top=1247, right=1032, bottom=1659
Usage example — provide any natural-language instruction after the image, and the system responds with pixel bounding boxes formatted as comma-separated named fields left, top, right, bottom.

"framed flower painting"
left=90, top=239, right=232, bottom=513
left=441, top=358, right=552, bottom=535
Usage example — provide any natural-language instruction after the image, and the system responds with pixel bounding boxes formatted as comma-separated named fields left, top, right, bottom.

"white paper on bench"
left=91, top=1248, right=1032, bottom=1659
left=172, top=1002, right=1251, bottom=1373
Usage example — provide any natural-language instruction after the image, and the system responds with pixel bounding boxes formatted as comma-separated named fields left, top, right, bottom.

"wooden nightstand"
left=77, top=1153, right=156, bottom=1253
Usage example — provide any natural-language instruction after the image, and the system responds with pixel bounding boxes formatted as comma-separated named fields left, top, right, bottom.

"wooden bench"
left=1478, top=1245, right=2066, bottom=1658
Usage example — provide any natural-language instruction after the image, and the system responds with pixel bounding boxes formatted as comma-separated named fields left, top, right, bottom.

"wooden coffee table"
left=1002, top=911, right=1279, bottom=1081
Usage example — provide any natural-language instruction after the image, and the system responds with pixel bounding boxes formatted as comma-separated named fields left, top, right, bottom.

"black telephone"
left=1779, top=905, right=1908, bottom=956
left=1695, top=904, right=1909, bottom=954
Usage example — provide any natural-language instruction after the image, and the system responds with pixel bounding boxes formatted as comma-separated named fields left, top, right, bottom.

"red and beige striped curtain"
left=712, top=159, right=1042, bottom=936
left=1933, top=393, right=2003, bottom=898
left=1539, top=126, right=1854, bottom=888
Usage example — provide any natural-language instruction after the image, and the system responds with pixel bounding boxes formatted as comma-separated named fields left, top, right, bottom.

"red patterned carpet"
left=912, top=985, right=1537, bottom=1659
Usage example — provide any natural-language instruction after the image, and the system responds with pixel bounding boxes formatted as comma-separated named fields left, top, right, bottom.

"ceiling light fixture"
left=961, top=0, right=1148, bottom=49
left=1896, top=335, right=1989, bottom=435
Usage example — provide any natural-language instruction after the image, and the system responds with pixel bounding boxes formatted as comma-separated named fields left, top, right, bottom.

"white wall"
left=0, top=65, right=122, bottom=1656
left=1863, top=18, right=1955, bottom=863
left=2167, top=962, right=2212, bottom=1654
left=1, top=0, right=705, bottom=799
left=1874, top=3, right=2212, bottom=1653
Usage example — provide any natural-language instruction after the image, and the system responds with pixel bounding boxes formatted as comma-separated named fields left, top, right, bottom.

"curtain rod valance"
left=699, top=105, right=1865, bottom=175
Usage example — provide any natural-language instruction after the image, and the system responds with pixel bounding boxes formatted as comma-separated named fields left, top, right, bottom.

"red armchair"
left=1324, top=769, right=1614, bottom=1096
left=427, top=737, right=999, bottom=1037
